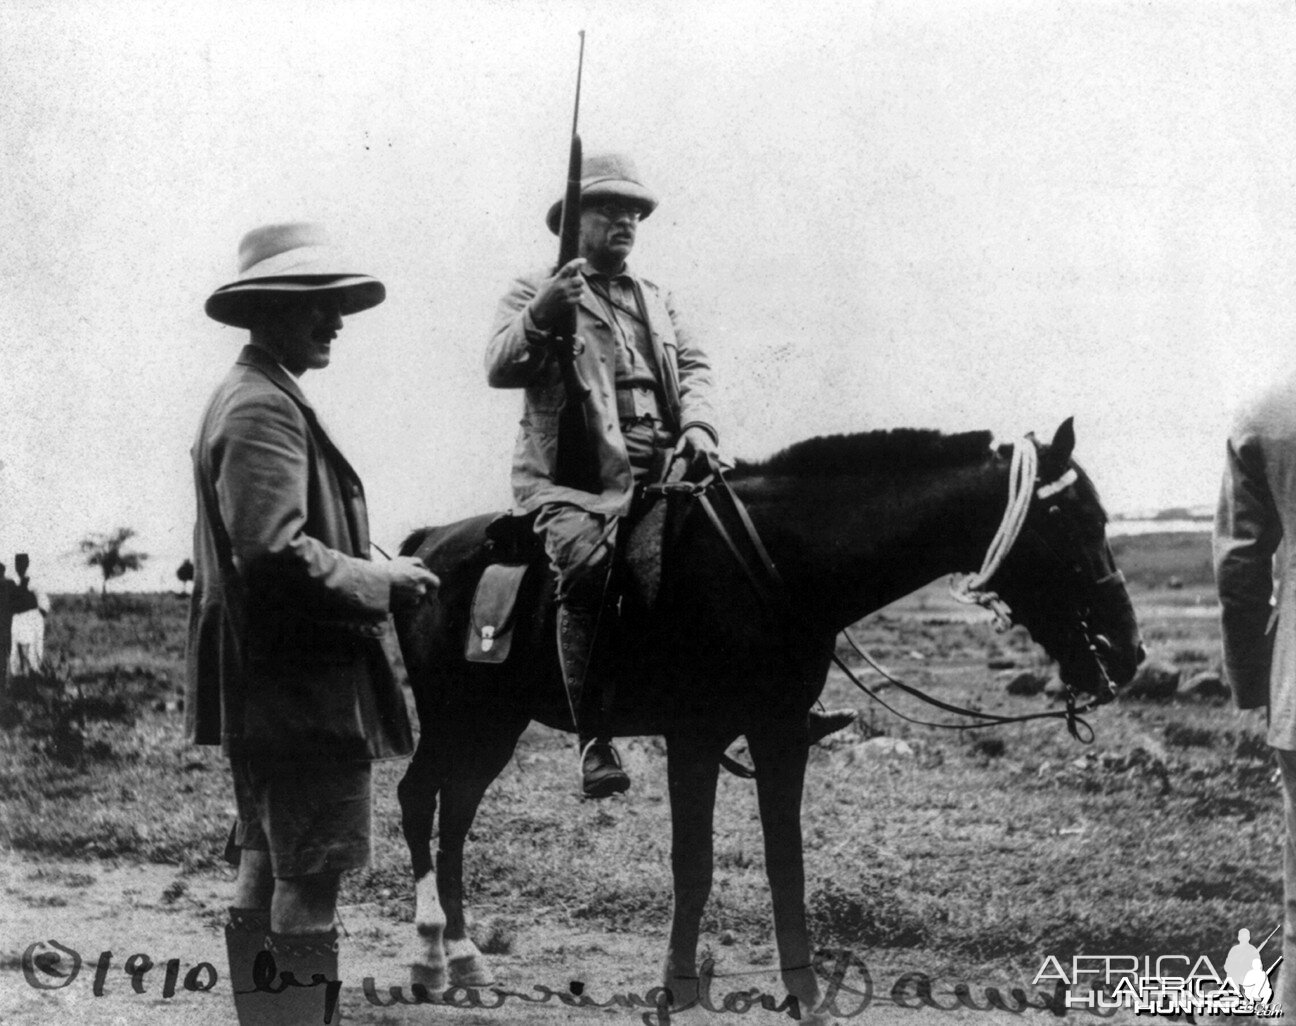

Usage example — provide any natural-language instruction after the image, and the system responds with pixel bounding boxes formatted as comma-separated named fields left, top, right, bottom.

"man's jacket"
left=186, top=344, right=412, bottom=762
left=486, top=267, right=717, bottom=517
left=1215, top=368, right=1296, bottom=749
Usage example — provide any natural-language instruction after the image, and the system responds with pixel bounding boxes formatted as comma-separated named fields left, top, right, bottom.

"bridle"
left=947, top=437, right=1121, bottom=711
left=655, top=439, right=1122, bottom=755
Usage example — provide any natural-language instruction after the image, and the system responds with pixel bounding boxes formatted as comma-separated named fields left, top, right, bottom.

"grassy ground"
left=0, top=533, right=1276, bottom=992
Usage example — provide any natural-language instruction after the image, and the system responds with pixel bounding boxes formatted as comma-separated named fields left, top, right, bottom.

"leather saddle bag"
left=465, top=562, right=533, bottom=664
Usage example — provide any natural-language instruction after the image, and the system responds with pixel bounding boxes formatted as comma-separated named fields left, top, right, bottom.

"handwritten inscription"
left=23, top=940, right=218, bottom=997
left=20, top=940, right=1103, bottom=1020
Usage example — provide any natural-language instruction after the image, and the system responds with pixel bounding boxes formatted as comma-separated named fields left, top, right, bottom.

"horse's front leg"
left=661, top=730, right=724, bottom=1008
left=434, top=721, right=527, bottom=988
left=747, top=719, right=823, bottom=1021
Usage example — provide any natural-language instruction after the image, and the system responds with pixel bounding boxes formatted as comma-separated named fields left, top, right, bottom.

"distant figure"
left=189, top=222, right=438, bottom=1025
left=0, top=560, right=38, bottom=696
left=1214, top=372, right=1296, bottom=1015
left=1224, top=928, right=1263, bottom=990
left=8, top=562, right=49, bottom=677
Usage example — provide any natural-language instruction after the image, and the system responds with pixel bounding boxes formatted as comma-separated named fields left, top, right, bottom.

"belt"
left=615, top=383, right=662, bottom=422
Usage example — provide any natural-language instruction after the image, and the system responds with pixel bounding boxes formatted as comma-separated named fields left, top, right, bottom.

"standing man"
left=8, top=554, right=49, bottom=677
left=0, top=561, right=37, bottom=698
left=487, top=153, right=718, bottom=799
left=1214, top=371, right=1296, bottom=1016
left=189, top=222, right=439, bottom=1024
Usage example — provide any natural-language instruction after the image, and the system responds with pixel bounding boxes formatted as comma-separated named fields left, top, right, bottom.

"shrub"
left=808, top=876, right=926, bottom=948
left=1163, top=723, right=1216, bottom=749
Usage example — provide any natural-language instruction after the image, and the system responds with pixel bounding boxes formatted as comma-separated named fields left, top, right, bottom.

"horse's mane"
left=730, top=428, right=995, bottom=480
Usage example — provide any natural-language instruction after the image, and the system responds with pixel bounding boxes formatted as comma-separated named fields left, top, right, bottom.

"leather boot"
left=225, top=907, right=278, bottom=1026
left=262, top=929, right=343, bottom=1025
left=557, top=602, right=629, bottom=799
left=808, top=708, right=856, bottom=745
left=580, top=737, right=630, bottom=799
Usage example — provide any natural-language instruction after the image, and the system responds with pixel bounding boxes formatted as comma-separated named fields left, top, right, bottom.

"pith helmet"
left=545, top=152, right=658, bottom=235
left=205, top=222, right=386, bottom=329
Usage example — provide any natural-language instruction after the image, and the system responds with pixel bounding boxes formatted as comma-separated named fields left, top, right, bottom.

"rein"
left=652, top=442, right=1112, bottom=763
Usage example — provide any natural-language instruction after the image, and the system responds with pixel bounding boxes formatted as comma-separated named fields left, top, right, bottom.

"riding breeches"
left=534, top=418, right=674, bottom=603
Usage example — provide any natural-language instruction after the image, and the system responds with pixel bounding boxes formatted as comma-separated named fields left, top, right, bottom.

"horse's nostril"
left=1136, top=641, right=1147, bottom=665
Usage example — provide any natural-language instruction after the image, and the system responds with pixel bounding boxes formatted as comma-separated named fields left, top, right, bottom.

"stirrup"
left=580, top=737, right=623, bottom=768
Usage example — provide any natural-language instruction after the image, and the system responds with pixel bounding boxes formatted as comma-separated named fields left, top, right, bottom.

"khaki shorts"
left=224, top=758, right=372, bottom=879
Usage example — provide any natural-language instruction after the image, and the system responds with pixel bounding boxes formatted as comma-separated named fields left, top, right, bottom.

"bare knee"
left=271, top=872, right=342, bottom=934
left=233, top=849, right=274, bottom=910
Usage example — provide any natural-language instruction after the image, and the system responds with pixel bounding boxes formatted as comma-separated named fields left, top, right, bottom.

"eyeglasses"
left=587, top=202, right=643, bottom=223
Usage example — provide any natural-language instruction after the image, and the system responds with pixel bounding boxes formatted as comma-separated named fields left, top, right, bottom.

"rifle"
left=551, top=31, right=603, bottom=494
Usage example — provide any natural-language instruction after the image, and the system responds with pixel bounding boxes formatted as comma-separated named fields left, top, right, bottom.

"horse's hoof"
left=662, top=975, right=700, bottom=1011
left=410, top=962, right=447, bottom=992
left=445, top=938, right=494, bottom=987
left=447, top=957, right=493, bottom=987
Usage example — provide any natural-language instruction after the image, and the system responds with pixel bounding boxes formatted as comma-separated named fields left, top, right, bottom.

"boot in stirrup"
left=557, top=603, right=629, bottom=799
left=808, top=708, right=856, bottom=745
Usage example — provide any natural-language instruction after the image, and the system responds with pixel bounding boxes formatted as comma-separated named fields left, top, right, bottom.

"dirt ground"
left=0, top=562, right=1243, bottom=1026
left=1, top=855, right=1164, bottom=1026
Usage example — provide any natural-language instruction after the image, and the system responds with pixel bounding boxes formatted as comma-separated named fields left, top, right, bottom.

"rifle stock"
left=551, top=32, right=601, bottom=494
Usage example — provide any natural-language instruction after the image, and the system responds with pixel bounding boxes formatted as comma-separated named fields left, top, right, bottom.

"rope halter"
left=949, top=438, right=1077, bottom=631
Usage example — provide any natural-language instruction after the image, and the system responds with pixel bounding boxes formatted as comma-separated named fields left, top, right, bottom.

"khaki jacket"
left=185, top=345, right=412, bottom=761
left=1214, top=369, right=1296, bottom=748
left=485, top=267, right=717, bottom=517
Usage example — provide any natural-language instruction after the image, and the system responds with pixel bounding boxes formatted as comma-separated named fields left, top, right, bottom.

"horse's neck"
left=734, top=459, right=1010, bottom=630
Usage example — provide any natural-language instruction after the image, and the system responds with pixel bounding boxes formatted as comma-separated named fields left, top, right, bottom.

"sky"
left=2, top=0, right=1295, bottom=592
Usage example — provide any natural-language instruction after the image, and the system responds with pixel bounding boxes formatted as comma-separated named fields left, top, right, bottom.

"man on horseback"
left=190, top=222, right=439, bottom=1024
left=487, top=153, right=719, bottom=799
left=487, top=155, right=854, bottom=800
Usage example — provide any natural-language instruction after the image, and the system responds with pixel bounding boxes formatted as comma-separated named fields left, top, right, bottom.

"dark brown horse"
left=392, top=420, right=1142, bottom=1019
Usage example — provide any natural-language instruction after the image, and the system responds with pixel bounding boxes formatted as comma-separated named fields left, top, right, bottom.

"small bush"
left=476, top=918, right=518, bottom=955
left=1235, top=733, right=1270, bottom=762
left=161, top=879, right=188, bottom=904
left=1163, top=723, right=1216, bottom=749
left=1121, top=662, right=1180, bottom=701
left=808, top=876, right=926, bottom=948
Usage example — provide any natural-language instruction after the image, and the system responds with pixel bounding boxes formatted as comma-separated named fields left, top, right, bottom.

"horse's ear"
left=1041, top=417, right=1076, bottom=476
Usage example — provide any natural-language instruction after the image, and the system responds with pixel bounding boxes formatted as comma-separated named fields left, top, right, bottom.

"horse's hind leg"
left=398, top=734, right=449, bottom=990
left=436, top=718, right=528, bottom=987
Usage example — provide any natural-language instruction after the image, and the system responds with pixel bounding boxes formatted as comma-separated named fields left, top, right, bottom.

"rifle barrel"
left=571, top=31, right=585, bottom=137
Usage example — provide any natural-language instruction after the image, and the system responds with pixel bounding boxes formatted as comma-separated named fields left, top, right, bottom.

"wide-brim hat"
left=205, top=222, right=386, bottom=329
left=545, top=152, right=658, bottom=235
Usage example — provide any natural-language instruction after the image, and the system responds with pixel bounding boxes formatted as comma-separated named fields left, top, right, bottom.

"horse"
left=391, top=418, right=1143, bottom=1019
